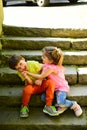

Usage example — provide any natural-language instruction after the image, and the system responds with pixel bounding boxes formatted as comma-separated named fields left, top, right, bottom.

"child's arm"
left=27, top=68, right=57, bottom=79
left=21, top=71, right=33, bottom=85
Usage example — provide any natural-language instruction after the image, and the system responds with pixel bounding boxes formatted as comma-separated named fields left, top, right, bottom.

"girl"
left=27, top=46, right=83, bottom=117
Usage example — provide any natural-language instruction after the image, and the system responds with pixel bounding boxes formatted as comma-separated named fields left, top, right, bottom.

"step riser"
left=1, top=51, right=87, bottom=67
left=1, top=38, right=87, bottom=50
left=0, top=66, right=78, bottom=85
left=3, top=25, right=87, bottom=38
left=0, top=94, right=87, bottom=107
left=0, top=86, right=87, bottom=107
left=0, top=73, right=77, bottom=85
left=0, top=67, right=87, bottom=85
left=0, top=125, right=86, bottom=130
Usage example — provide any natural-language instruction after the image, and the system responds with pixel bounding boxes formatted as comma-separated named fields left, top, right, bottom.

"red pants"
left=22, top=79, right=55, bottom=106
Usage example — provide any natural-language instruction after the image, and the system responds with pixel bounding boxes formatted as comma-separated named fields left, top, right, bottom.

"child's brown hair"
left=42, top=46, right=63, bottom=65
left=9, top=55, right=23, bottom=70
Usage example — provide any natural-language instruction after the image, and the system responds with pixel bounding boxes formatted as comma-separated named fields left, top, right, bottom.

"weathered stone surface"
left=0, top=40, right=2, bottom=50
left=2, top=37, right=70, bottom=50
left=0, top=68, right=23, bottom=85
left=0, top=0, right=4, bottom=37
left=0, top=67, right=77, bottom=85
left=64, top=66, right=77, bottom=85
left=0, top=106, right=86, bottom=130
left=72, top=38, right=87, bottom=50
left=64, top=51, right=87, bottom=65
left=78, top=68, right=87, bottom=84
left=0, top=85, right=87, bottom=107
left=3, top=26, right=51, bottom=37
left=51, top=28, right=87, bottom=38
left=1, top=50, right=87, bottom=67
left=3, top=25, right=87, bottom=38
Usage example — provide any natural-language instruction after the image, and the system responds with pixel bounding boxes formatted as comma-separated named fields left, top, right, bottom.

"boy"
left=9, top=55, right=58, bottom=117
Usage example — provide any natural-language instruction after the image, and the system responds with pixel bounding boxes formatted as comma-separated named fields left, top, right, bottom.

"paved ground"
left=3, top=4, right=87, bottom=29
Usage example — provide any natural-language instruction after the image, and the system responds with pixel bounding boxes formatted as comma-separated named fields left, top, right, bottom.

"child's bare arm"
left=27, top=68, right=57, bottom=79
left=21, top=71, right=33, bottom=85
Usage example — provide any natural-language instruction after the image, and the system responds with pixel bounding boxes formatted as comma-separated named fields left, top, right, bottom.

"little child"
left=27, top=46, right=83, bottom=117
left=9, top=55, right=58, bottom=117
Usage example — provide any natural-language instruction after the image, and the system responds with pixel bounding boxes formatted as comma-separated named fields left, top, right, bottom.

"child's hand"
left=35, top=79, right=42, bottom=86
left=21, top=71, right=28, bottom=78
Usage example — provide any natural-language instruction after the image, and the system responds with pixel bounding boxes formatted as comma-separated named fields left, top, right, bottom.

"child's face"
left=15, top=58, right=28, bottom=72
left=42, top=52, right=53, bottom=64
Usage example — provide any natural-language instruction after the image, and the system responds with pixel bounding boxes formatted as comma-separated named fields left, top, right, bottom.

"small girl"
left=27, top=46, right=83, bottom=117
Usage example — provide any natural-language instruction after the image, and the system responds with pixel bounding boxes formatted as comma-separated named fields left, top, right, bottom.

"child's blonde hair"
left=42, top=46, right=63, bottom=65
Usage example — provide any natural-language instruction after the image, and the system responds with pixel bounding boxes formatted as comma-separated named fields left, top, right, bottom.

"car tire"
left=68, top=0, right=78, bottom=3
left=36, top=0, right=50, bottom=7
left=3, top=0, right=7, bottom=7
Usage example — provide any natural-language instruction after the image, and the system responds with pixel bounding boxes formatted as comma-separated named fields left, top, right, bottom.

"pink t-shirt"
left=42, top=64, right=70, bottom=92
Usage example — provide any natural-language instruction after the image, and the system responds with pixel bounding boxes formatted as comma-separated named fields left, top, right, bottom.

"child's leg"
left=41, top=79, right=55, bottom=106
left=22, top=79, right=58, bottom=116
left=41, top=79, right=59, bottom=116
left=41, top=91, right=56, bottom=105
left=41, top=92, right=46, bottom=102
left=55, top=90, right=73, bottom=108
left=55, top=90, right=83, bottom=117
left=21, top=84, right=46, bottom=118
left=22, top=84, right=46, bottom=106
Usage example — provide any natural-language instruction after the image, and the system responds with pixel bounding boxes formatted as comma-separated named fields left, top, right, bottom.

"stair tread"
left=0, top=85, right=87, bottom=107
left=0, top=85, right=87, bottom=96
left=2, top=50, right=87, bottom=54
left=0, top=106, right=86, bottom=128
left=2, top=36, right=87, bottom=41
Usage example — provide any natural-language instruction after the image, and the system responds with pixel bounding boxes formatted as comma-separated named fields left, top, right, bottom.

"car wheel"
left=36, top=0, right=50, bottom=7
left=3, top=0, right=7, bottom=7
left=68, top=0, right=78, bottom=3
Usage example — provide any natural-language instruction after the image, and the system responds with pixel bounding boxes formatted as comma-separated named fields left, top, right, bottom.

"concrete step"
left=1, top=37, right=87, bottom=50
left=3, top=25, right=87, bottom=38
left=0, top=67, right=87, bottom=85
left=0, top=106, right=86, bottom=130
left=0, top=66, right=78, bottom=85
left=0, top=85, right=87, bottom=107
left=1, top=50, right=87, bottom=67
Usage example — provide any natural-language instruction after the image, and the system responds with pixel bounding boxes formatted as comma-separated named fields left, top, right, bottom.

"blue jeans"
left=55, top=90, right=74, bottom=108
left=41, top=91, right=74, bottom=108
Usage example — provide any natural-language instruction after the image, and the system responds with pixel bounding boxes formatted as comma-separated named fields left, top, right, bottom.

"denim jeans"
left=41, top=90, right=74, bottom=108
left=55, top=90, right=74, bottom=108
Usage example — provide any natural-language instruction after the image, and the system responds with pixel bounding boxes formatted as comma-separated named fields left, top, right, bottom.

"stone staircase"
left=0, top=25, right=87, bottom=130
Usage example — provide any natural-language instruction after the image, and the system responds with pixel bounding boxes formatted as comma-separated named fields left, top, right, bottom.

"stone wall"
left=0, top=0, right=3, bottom=50
left=0, top=0, right=4, bottom=37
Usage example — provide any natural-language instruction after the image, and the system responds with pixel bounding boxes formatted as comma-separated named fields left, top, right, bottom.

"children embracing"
left=9, top=46, right=83, bottom=118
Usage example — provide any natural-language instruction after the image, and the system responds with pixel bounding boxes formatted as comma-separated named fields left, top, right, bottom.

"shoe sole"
left=43, top=109, right=59, bottom=116
left=20, top=114, right=29, bottom=118
left=58, top=108, right=68, bottom=115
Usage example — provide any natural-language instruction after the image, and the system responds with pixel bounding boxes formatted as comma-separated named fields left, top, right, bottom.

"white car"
left=2, top=0, right=78, bottom=7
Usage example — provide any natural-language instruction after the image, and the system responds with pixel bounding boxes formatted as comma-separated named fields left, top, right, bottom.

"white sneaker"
left=71, top=101, right=83, bottom=117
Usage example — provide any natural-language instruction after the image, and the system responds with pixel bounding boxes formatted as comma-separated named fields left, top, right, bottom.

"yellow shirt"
left=18, top=60, right=42, bottom=82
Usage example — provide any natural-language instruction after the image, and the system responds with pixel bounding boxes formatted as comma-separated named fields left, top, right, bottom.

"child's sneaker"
left=20, top=106, right=29, bottom=118
left=43, top=105, right=58, bottom=116
left=71, top=101, right=83, bottom=117
left=56, top=107, right=67, bottom=114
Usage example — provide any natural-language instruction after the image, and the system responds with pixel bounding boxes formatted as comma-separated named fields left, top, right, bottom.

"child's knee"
left=57, top=99, right=65, bottom=106
left=23, top=85, right=32, bottom=95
